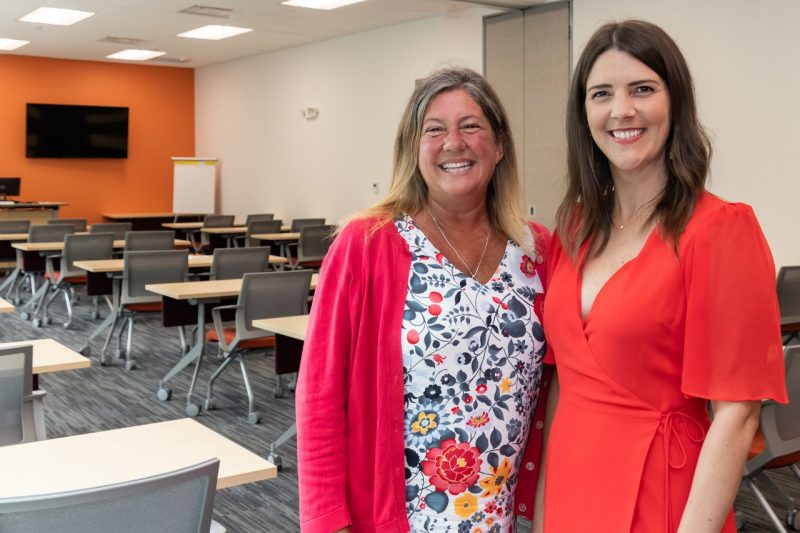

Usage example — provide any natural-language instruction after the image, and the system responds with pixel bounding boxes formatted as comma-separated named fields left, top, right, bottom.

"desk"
left=251, top=314, right=308, bottom=469
left=103, top=212, right=207, bottom=231
left=0, top=202, right=67, bottom=225
left=12, top=239, right=192, bottom=252
left=145, top=275, right=317, bottom=416
left=249, top=232, right=300, bottom=257
left=0, top=418, right=276, bottom=497
left=0, top=296, right=13, bottom=313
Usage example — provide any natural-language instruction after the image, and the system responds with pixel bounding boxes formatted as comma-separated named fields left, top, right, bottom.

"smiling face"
left=585, top=48, right=671, bottom=182
left=418, top=88, right=504, bottom=207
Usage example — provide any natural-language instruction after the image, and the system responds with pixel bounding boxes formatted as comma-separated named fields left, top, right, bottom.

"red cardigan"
left=296, top=217, right=551, bottom=533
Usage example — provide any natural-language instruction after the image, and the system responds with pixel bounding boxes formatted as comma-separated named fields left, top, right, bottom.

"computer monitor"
left=0, top=177, right=20, bottom=199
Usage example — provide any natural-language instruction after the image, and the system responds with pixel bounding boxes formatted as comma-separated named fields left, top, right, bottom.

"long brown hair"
left=557, top=19, right=712, bottom=258
left=352, top=67, right=530, bottom=251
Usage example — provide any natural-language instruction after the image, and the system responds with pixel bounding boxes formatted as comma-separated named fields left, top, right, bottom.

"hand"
left=333, top=528, right=351, bottom=533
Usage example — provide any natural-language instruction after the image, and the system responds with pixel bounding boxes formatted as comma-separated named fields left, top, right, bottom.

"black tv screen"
left=26, top=103, right=129, bottom=159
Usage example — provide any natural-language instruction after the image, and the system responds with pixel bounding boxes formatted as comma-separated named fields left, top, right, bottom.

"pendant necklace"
left=614, top=197, right=657, bottom=230
left=426, top=207, right=490, bottom=281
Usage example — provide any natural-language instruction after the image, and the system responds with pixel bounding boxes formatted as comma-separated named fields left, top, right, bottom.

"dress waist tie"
left=662, top=410, right=706, bottom=532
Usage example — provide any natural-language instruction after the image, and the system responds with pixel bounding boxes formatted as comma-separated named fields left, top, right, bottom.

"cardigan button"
left=535, top=421, right=544, bottom=430
left=518, top=503, right=527, bottom=512
left=525, top=462, right=535, bottom=471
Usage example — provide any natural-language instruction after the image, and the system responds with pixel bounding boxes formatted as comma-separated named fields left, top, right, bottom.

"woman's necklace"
left=425, top=207, right=490, bottom=281
left=614, top=196, right=658, bottom=230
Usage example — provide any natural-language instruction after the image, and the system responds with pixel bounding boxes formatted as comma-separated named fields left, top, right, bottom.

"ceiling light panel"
left=106, top=49, right=166, bottom=61
left=177, top=25, right=252, bottom=40
left=19, top=7, right=95, bottom=26
left=0, top=39, right=30, bottom=51
left=281, top=0, right=367, bottom=10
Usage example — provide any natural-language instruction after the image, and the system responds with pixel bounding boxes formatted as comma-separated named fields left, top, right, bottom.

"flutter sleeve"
left=681, top=202, right=788, bottom=403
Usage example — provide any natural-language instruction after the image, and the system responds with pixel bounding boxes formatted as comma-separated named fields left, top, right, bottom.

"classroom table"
left=102, top=212, right=207, bottom=231
left=0, top=418, right=277, bottom=498
left=71, top=254, right=289, bottom=364
left=251, top=314, right=308, bottom=469
left=145, top=275, right=317, bottom=416
left=0, top=296, right=13, bottom=313
left=249, top=232, right=300, bottom=257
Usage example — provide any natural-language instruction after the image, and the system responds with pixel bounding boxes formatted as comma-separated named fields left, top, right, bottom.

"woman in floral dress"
left=296, top=67, right=550, bottom=533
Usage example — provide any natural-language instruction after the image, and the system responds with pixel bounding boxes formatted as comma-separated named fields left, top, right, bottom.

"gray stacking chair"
left=232, top=214, right=274, bottom=246
left=123, top=230, right=175, bottom=252
left=90, top=222, right=133, bottom=240
left=13, top=224, right=75, bottom=314
left=195, top=214, right=236, bottom=253
left=0, top=220, right=30, bottom=234
left=741, top=346, right=800, bottom=532
left=205, top=270, right=311, bottom=424
left=0, top=345, right=44, bottom=446
left=0, top=221, right=30, bottom=292
left=244, top=219, right=282, bottom=248
left=210, top=246, right=270, bottom=280
left=287, top=224, right=335, bottom=271
left=0, top=458, right=219, bottom=533
left=289, top=217, right=325, bottom=232
left=47, top=218, right=88, bottom=232
left=112, top=250, right=189, bottom=370
left=778, top=266, right=800, bottom=345
left=39, top=233, right=114, bottom=328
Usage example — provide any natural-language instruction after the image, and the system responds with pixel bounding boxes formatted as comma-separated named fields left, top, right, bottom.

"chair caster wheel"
left=79, top=346, right=91, bottom=357
left=20, top=312, right=29, bottom=320
left=203, top=399, right=216, bottom=410
left=41, top=317, right=50, bottom=326
left=267, top=453, right=282, bottom=471
left=273, top=387, right=284, bottom=398
left=186, top=403, right=200, bottom=417
left=247, top=412, right=261, bottom=425
left=157, top=388, right=172, bottom=401
left=787, top=508, right=800, bottom=531
left=32, top=318, right=41, bottom=328
left=125, top=359, right=137, bottom=370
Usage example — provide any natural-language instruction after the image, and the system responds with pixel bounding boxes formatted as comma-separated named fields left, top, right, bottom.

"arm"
left=677, top=399, right=760, bottom=533
left=532, top=369, right=559, bottom=533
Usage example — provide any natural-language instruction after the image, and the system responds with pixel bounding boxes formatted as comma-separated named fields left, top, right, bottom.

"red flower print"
left=520, top=256, right=536, bottom=278
left=435, top=252, right=444, bottom=264
left=420, top=438, right=482, bottom=495
left=491, top=296, right=508, bottom=310
left=433, top=353, right=445, bottom=365
left=467, top=412, right=489, bottom=428
left=463, top=394, right=473, bottom=404
left=429, top=291, right=443, bottom=303
left=476, top=383, right=488, bottom=394
left=451, top=406, right=461, bottom=414
left=429, top=304, right=442, bottom=316
left=407, top=330, right=420, bottom=344
left=484, top=501, right=497, bottom=514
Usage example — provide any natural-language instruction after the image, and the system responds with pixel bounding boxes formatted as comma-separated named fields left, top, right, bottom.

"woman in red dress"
left=533, top=20, right=787, bottom=532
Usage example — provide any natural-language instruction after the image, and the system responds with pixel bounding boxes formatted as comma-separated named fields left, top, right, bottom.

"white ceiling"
left=0, top=0, right=543, bottom=68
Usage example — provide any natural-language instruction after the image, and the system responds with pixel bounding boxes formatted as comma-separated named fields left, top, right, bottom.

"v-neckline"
left=578, top=225, right=659, bottom=325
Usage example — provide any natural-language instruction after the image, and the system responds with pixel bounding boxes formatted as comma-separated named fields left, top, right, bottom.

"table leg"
left=0, top=267, right=20, bottom=295
left=157, top=301, right=206, bottom=416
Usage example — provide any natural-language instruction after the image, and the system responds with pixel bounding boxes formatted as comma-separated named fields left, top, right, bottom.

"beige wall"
left=573, top=0, right=800, bottom=268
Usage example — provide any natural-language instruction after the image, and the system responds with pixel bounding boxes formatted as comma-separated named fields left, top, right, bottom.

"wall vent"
left=99, top=36, right=151, bottom=45
left=178, top=5, right=233, bottom=18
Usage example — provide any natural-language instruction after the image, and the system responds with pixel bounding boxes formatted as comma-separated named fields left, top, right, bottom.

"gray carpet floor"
left=1, top=281, right=798, bottom=532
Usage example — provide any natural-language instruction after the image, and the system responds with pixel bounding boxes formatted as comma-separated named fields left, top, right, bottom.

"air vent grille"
left=178, top=5, right=233, bottom=18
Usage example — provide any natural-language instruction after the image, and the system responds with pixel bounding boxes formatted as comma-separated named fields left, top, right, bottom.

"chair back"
left=60, top=234, right=115, bottom=278
left=236, top=270, right=311, bottom=338
left=758, top=346, right=800, bottom=461
left=210, top=247, right=270, bottom=280
left=0, top=221, right=30, bottom=234
left=297, top=224, right=335, bottom=263
left=28, top=224, right=75, bottom=243
left=777, top=266, right=800, bottom=321
left=121, top=250, right=188, bottom=305
left=290, top=218, right=325, bottom=232
left=0, top=345, right=32, bottom=447
left=124, top=230, right=175, bottom=252
left=245, top=220, right=282, bottom=247
left=244, top=213, right=274, bottom=225
left=90, top=222, right=132, bottom=240
left=202, top=215, right=235, bottom=228
left=47, top=219, right=87, bottom=232
left=0, top=458, right=219, bottom=533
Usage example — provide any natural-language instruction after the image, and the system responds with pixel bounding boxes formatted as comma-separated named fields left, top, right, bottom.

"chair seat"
left=207, top=328, right=275, bottom=349
left=783, top=322, right=800, bottom=333
left=748, top=427, right=800, bottom=467
left=44, top=272, right=87, bottom=284
left=123, top=302, right=163, bottom=312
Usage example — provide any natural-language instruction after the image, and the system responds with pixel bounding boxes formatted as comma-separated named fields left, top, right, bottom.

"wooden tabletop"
left=0, top=338, right=91, bottom=374
left=0, top=297, right=15, bottom=313
left=251, top=315, right=308, bottom=341
left=0, top=418, right=277, bottom=497
left=103, top=212, right=208, bottom=219
left=201, top=226, right=247, bottom=235
left=250, top=232, right=300, bottom=241
left=147, top=273, right=318, bottom=300
left=74, top=253, right=288, bottom=273
left=0, top=233, right=27, bottom=241
left=13, top=239, right=192, bottom=252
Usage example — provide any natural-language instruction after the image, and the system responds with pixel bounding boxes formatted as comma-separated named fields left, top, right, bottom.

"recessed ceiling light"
left=106, top=49, right=167, bottom=61
left=281, top=0, right=367, bottom=10
left=0, top=38, right=30, bottom=51
left=177, top=25, right=252, bottom=40
left=19, top=7, right=94, bottom=26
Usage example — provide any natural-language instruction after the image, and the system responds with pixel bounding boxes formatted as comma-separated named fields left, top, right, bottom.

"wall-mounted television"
left=26, top=103, right=129, bottom=159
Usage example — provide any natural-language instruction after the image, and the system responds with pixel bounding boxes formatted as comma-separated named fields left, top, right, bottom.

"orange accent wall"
left=0, top=55, right=194, bottom=222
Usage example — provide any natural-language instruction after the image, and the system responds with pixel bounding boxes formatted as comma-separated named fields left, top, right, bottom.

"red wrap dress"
left=542, top=192, right=788, bottom=532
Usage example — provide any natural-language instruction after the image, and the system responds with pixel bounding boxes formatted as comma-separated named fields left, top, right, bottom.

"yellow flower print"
left=479, top=458, right=513, bottom=497
left=454, top=492, right=478, bottom=519
left=499, top=377, right=512, bottom=393
left=410, top=412, right=437, bottom=435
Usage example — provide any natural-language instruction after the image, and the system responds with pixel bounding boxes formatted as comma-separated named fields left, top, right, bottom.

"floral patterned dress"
left=396, top=215, right=546, bottom=533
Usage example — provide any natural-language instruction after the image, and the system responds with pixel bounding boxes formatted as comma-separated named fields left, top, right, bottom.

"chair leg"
left=204, top=353, right=236, bottom=409
left=125, top=315, right=136, bottom=370
left=100, top=312, right=122, bottom=365
left=239, top=356, right=260, bottom=424
left=62, top=286, right=74, bottom=328
left=745, top=477, right=789, bottom=533
left=178, top=326, right=189, bottom=354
